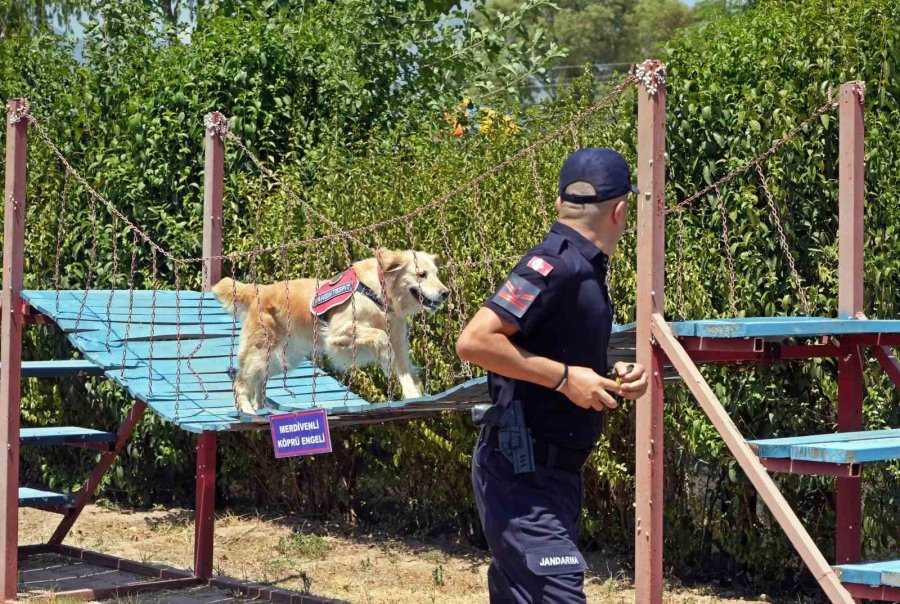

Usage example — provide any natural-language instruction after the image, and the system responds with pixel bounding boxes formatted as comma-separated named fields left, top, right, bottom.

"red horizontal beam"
left=759, top=457, right=861, bottom=478
left=53, top=544, right=194, bottom=579
left=68, top=441, right=116, bottom=452
left=17, top=543, right=55, bottom=557
left=687, top=351, right=767, bottom=363
left=777, top=344, right=844, bottom=359
left=49, top=576, right=201, bottom=602
left=842, top=333, right=900, bottom=347
left=681, top=339, right=848, bottom=363
left=209, top=576, right=346, bottom=603
left=843, top=582, right=900, bottom=601
left=681, top=337, right=765, bottom=354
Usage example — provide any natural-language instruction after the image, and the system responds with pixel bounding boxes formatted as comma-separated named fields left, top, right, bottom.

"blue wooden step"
left=748, top=429, right=900, bottom=464
left=18, top=487, right=73, bottom=508
left=834, top=560, right=900, bottom=587
left=0, top=360, right=104, bottom=378
left=21, top=427, right=116, bottom=447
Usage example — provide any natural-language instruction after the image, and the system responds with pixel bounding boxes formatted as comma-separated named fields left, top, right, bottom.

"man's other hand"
left=560, top=366, right=620, bottom=411
left=612, top=362, right=648, bottom=400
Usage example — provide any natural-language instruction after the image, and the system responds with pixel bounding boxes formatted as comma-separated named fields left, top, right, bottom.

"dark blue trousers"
left=472, top=436, right=587, bottom=603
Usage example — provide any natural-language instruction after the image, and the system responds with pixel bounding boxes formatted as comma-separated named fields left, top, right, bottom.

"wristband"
left=552, top=363, right=569, bottom=392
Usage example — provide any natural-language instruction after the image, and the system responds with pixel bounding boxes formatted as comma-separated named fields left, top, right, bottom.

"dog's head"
left=378, top=248, right=450, bottom=316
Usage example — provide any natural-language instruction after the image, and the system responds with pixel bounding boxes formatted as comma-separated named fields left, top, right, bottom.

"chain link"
left=755, top=162, right=811, bottom=315
left=715, top=187, right=739, bottom=316
left=527, top=150, right=552, bottom=231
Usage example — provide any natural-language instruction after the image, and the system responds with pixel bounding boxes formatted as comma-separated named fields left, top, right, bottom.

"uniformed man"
left=456, top=147, right=649, bottom=603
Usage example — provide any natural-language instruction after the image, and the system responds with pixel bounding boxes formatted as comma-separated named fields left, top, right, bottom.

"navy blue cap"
left=558, top=147, right=639, bottom=203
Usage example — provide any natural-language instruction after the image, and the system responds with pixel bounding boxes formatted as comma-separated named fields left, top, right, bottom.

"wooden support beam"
left=838, top=82, right=865, bottom=320
left=1, top=99, right=28, bottom=603
left=49, top=401, right=148, bottom=545
left=836, top=81, right=866, bottom=566
left=872, top=345, right=900, bottom=389
left=634, top=66, right=666, bottom=604
left=203, top=112, right=225, bottom=287
left=651, top=314, right=854, bottom=604
left=194, top=112, right=226, bottom=581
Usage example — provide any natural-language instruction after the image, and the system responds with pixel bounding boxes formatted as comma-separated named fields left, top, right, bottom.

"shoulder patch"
left=527, top=256, right=554, bottom=276
left=492, top=273, right=540, bottom=318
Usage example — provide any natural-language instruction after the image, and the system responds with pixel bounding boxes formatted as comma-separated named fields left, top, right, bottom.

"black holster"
left=472, top=401, right=535, bottom=474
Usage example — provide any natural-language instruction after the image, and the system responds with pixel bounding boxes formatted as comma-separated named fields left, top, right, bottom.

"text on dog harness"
left=310, top=268, right=385, bottom=317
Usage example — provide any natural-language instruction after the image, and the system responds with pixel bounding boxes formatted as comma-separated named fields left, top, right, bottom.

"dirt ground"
left=19, top=504, right=795, bottom=603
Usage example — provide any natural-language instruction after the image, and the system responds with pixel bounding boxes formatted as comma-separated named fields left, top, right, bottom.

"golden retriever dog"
left=212, top=249, right=449, bottom=414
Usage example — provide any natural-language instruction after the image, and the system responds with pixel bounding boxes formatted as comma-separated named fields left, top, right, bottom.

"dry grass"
left=19, top=504, right=788, bottom=603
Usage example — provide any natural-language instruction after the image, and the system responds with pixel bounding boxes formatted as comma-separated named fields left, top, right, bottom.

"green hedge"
left=1, top=0, right=898, bottom=594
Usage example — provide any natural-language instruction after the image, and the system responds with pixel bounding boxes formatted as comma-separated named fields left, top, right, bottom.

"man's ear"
left=378, top=248, right=406, bottom=273
left=613, top=199, right=627, bottom=225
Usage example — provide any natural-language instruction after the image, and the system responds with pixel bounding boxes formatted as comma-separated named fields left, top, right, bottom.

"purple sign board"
left=269, top=408, right=332, bottom=458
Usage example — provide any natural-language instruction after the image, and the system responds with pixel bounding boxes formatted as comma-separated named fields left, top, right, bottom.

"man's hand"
left=560, top=366, right=620, bottom=411
left=611, top=362, right=648, bottom=400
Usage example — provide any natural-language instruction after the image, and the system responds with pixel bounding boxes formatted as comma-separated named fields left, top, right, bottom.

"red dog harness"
left=310, top=268, right=385, bottom=319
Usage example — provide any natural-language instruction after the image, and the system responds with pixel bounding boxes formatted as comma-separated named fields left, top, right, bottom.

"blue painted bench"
left=21, top=427, right=116, bottom=447
left=613, top=316, right=900, bottom=340
left=0, top=360, right=104, bottom=378
left=835, top=560, right=900, bottom=587
left=18, top=487, right=73, bottom=508
left=748, top=429, right=900, bottom=464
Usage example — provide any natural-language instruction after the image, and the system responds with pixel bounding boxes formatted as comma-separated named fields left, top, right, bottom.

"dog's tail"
left=212, top=278, right=255, bottom=318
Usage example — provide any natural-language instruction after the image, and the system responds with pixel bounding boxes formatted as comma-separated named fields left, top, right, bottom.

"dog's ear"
left=378, top=248, right=406, bottom=273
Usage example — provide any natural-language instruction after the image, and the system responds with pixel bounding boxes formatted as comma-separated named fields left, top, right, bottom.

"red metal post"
left=1, top=99, right=28, bottom=603
left=194, top=112, right=225, bottom=581
left=835, top=82, right=865, bottom=565
left=634, top=68, right=666, bottom=604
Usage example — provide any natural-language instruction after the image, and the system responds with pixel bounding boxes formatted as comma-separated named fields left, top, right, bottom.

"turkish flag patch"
left=527, top=256, right=554, bottom=276
left=492, top=273, right=540, bottom=318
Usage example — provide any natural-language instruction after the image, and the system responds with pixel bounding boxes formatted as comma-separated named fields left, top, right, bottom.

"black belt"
left=481, top=427, right=592, bottom=472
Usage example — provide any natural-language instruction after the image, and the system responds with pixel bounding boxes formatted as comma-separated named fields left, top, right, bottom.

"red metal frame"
left=18, top=544, right=200, bottom=601
left=2, top=103, right=319, bottom=602
left=193, top=112, right=226, bottom=581
left=834, top=82, right=866, bottom=567
left=631, top=80, right=887, bottom=602
left=651, top=315, right=854, bottom=602
left=759, top=458, right=860, bottom=478
left=634, top=73, right=666, bottom=604
left=1, top=99, right=28, bottom=602
left=843, top=582, right=900, bottom=601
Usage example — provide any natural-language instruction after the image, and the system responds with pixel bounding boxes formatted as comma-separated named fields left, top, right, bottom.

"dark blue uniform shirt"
left=484, top=221, right=613, bottom=451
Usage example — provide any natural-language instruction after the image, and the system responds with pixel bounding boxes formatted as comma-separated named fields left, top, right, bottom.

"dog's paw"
left=235, top=395, right=257, bottom=415
left=400, top=384, right=422, bottom=399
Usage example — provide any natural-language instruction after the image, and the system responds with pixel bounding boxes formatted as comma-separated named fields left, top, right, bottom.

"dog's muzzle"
left=411, top=287, right=449, bottom=311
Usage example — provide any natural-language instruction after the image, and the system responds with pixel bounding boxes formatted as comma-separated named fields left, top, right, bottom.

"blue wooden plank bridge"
left=20, top=289, right=491, bottom=432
